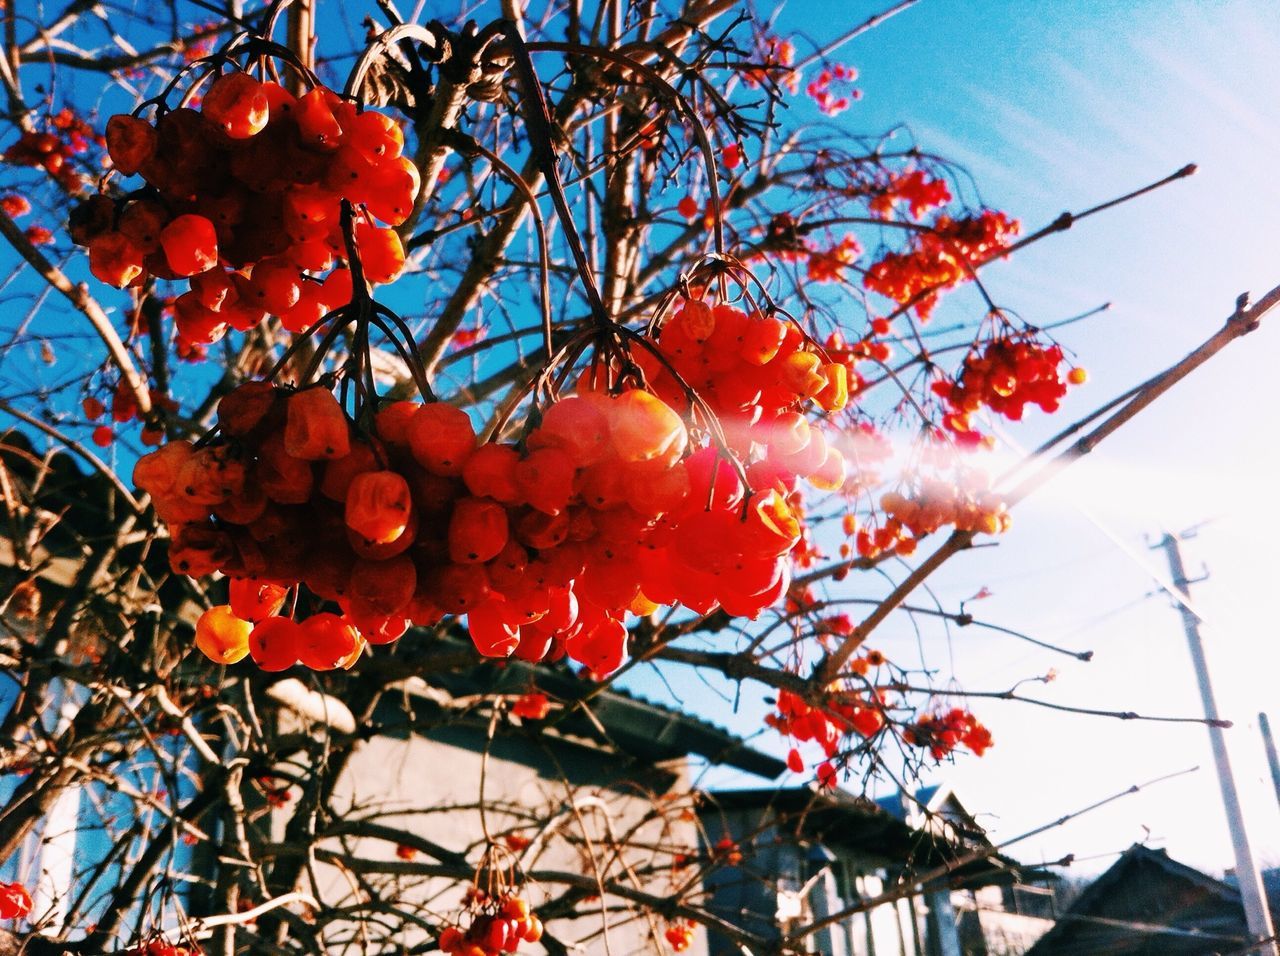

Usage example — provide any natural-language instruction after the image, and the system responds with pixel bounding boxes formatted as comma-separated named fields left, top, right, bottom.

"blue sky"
left=671, top=0, right=1280, bottom=878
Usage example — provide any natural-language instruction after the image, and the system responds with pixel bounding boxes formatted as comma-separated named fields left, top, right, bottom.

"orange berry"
left=462, top=443, right=521, bottom=502
left=297, top=613, right=360, bottom=671
left=449, top=497, right=510, bottom=564
left=228, top=578, right=287, bottom=622
left=202, top=72, right=269, bottom=139
left=408, top=403, right=475, bottom=476
left=88, top=232, right=145, bottom=288
left=467, top=599, right=520, bottom=658
left=354, top=221, right=405, bottom=284
left=194, top=606, right=252, bottom=665
left=284, top=388, right=350, bottom=460
left=248, top=616, right=301, bottom=672
left=607, top=390, right=687, bottom=463
left=531, top=396, right=611, bottom=467
left=514, top=448, right=576, bottom=515
left=105, top=114, right=157, bottom=176
left=345, top=470, right=412, bottom=543
left=159, top=214, right=219, bottom=277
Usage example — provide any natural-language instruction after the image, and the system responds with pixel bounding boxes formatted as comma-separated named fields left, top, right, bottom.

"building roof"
left=875, top=784, right=944, bottom=821
left=702, top=785, right=1027, bottom=890
left=1026, top=843, right=1250, bottom=955
left=424, top=651, right=788, bottom=779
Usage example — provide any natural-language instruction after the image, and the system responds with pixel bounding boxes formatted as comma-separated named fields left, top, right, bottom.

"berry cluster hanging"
left=71, top=71, right=412, bottom=356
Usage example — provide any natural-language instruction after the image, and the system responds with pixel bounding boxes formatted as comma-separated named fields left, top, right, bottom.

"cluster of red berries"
left=805, top=62, right=859, bottom=116
left=932, top=333, right=1083, bottom=443
left=1, top=194, right=30, bottom=218
left=904, top=708, right=992, bottom=759
left=863, top=210, right=1020, bottom=319
left=712, top=837, right=744, bottom=865
left=880, top=477, right=1010, bottom=540
left=83, top=383, right=176, bottom=448
left=643, top=299, right=848, bottom=470
left=438, top=895, right=543, bottom=956
left=868, top=169, right=952, bottom=220
left=823, top=329, right=887, bottom=389
left=133, top=368, right=807, bottom=675
left=24, top=225, right=54, bottom=246
left=742, top=36, right=799, bottom=94
left=664, top=921, right=695, bottom=952
left=5, top=108, right=103, bottom=193
left=767, top=689, right=886, bottom=761
left=510, top=692, right=550, bottom=720
left=805, top=235, right=862, bottom=283
left=0, top=882, right=31, bottom=920
left=74, top=72, right=413, bottom=354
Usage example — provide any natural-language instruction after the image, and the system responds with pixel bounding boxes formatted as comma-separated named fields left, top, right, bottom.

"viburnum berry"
left=408, top=402, right=476, bottom=475
left=229, top=578, right=287, bottom=622
left=816, top=761, right=838, bottom=788
left=449, top=497, right=510, bottom=564
left=904, top=708, right=993, bottom=759
left=194, top=605, right=252, bottom=665
left=467, top=599, right=521, bottom=658
left=864, top=210, right=1019, bottom=319
left=297, top=612, right=362, bottom=671
left=0, top=882, right=32, bottom=920
left=105, top=114, right=157, bottom=176
left=345, top=471, right=413, bottom=544
left=76, top=81, right=416, bottom=357
left=201, top=72, right=270, bottom=139
left=160, top=214, right=219, bottom=277
left=354, top=220, right=405, bottom=284
left=665, top=921, right=695, bottom=952
left=82, top=396, right=106, bottom=420
left=248, top=616, right=301, bottom=672
left=438, top=892, right=543, bottom=956
left=285, top=387, right=350, bottom=460
left=88, top=232, right=145, bottom=287
left=870, top=169, right=952, bottom=219
left=512, top=692, right=550, bottom=720
left=140, top=280, right=870, bottom=676
left=930, top=331, right=1078, bottom=444
left=1, top=194, right=30, bottom=217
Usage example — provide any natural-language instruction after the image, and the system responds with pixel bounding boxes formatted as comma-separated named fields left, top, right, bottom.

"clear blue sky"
left=638, top=0, right=1280, bottom=880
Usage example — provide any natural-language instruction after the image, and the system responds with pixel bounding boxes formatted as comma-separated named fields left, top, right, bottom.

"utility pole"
left=1259, top=713, right=1280, bottom=820
left=1156, top=532, right=1275, bottom=954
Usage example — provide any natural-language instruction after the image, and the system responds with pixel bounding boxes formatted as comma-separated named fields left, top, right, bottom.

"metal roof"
left=423, top=648, right=788, bottom=779
left=702, top=785, right=1027, bottom=889
left=1026, top=843, right=1250, bottom=956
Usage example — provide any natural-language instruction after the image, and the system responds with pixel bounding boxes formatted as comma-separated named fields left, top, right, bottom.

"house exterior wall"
left=699, top=808, right=966, bottom=956
left=288, top=714, right=708, bottom=956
